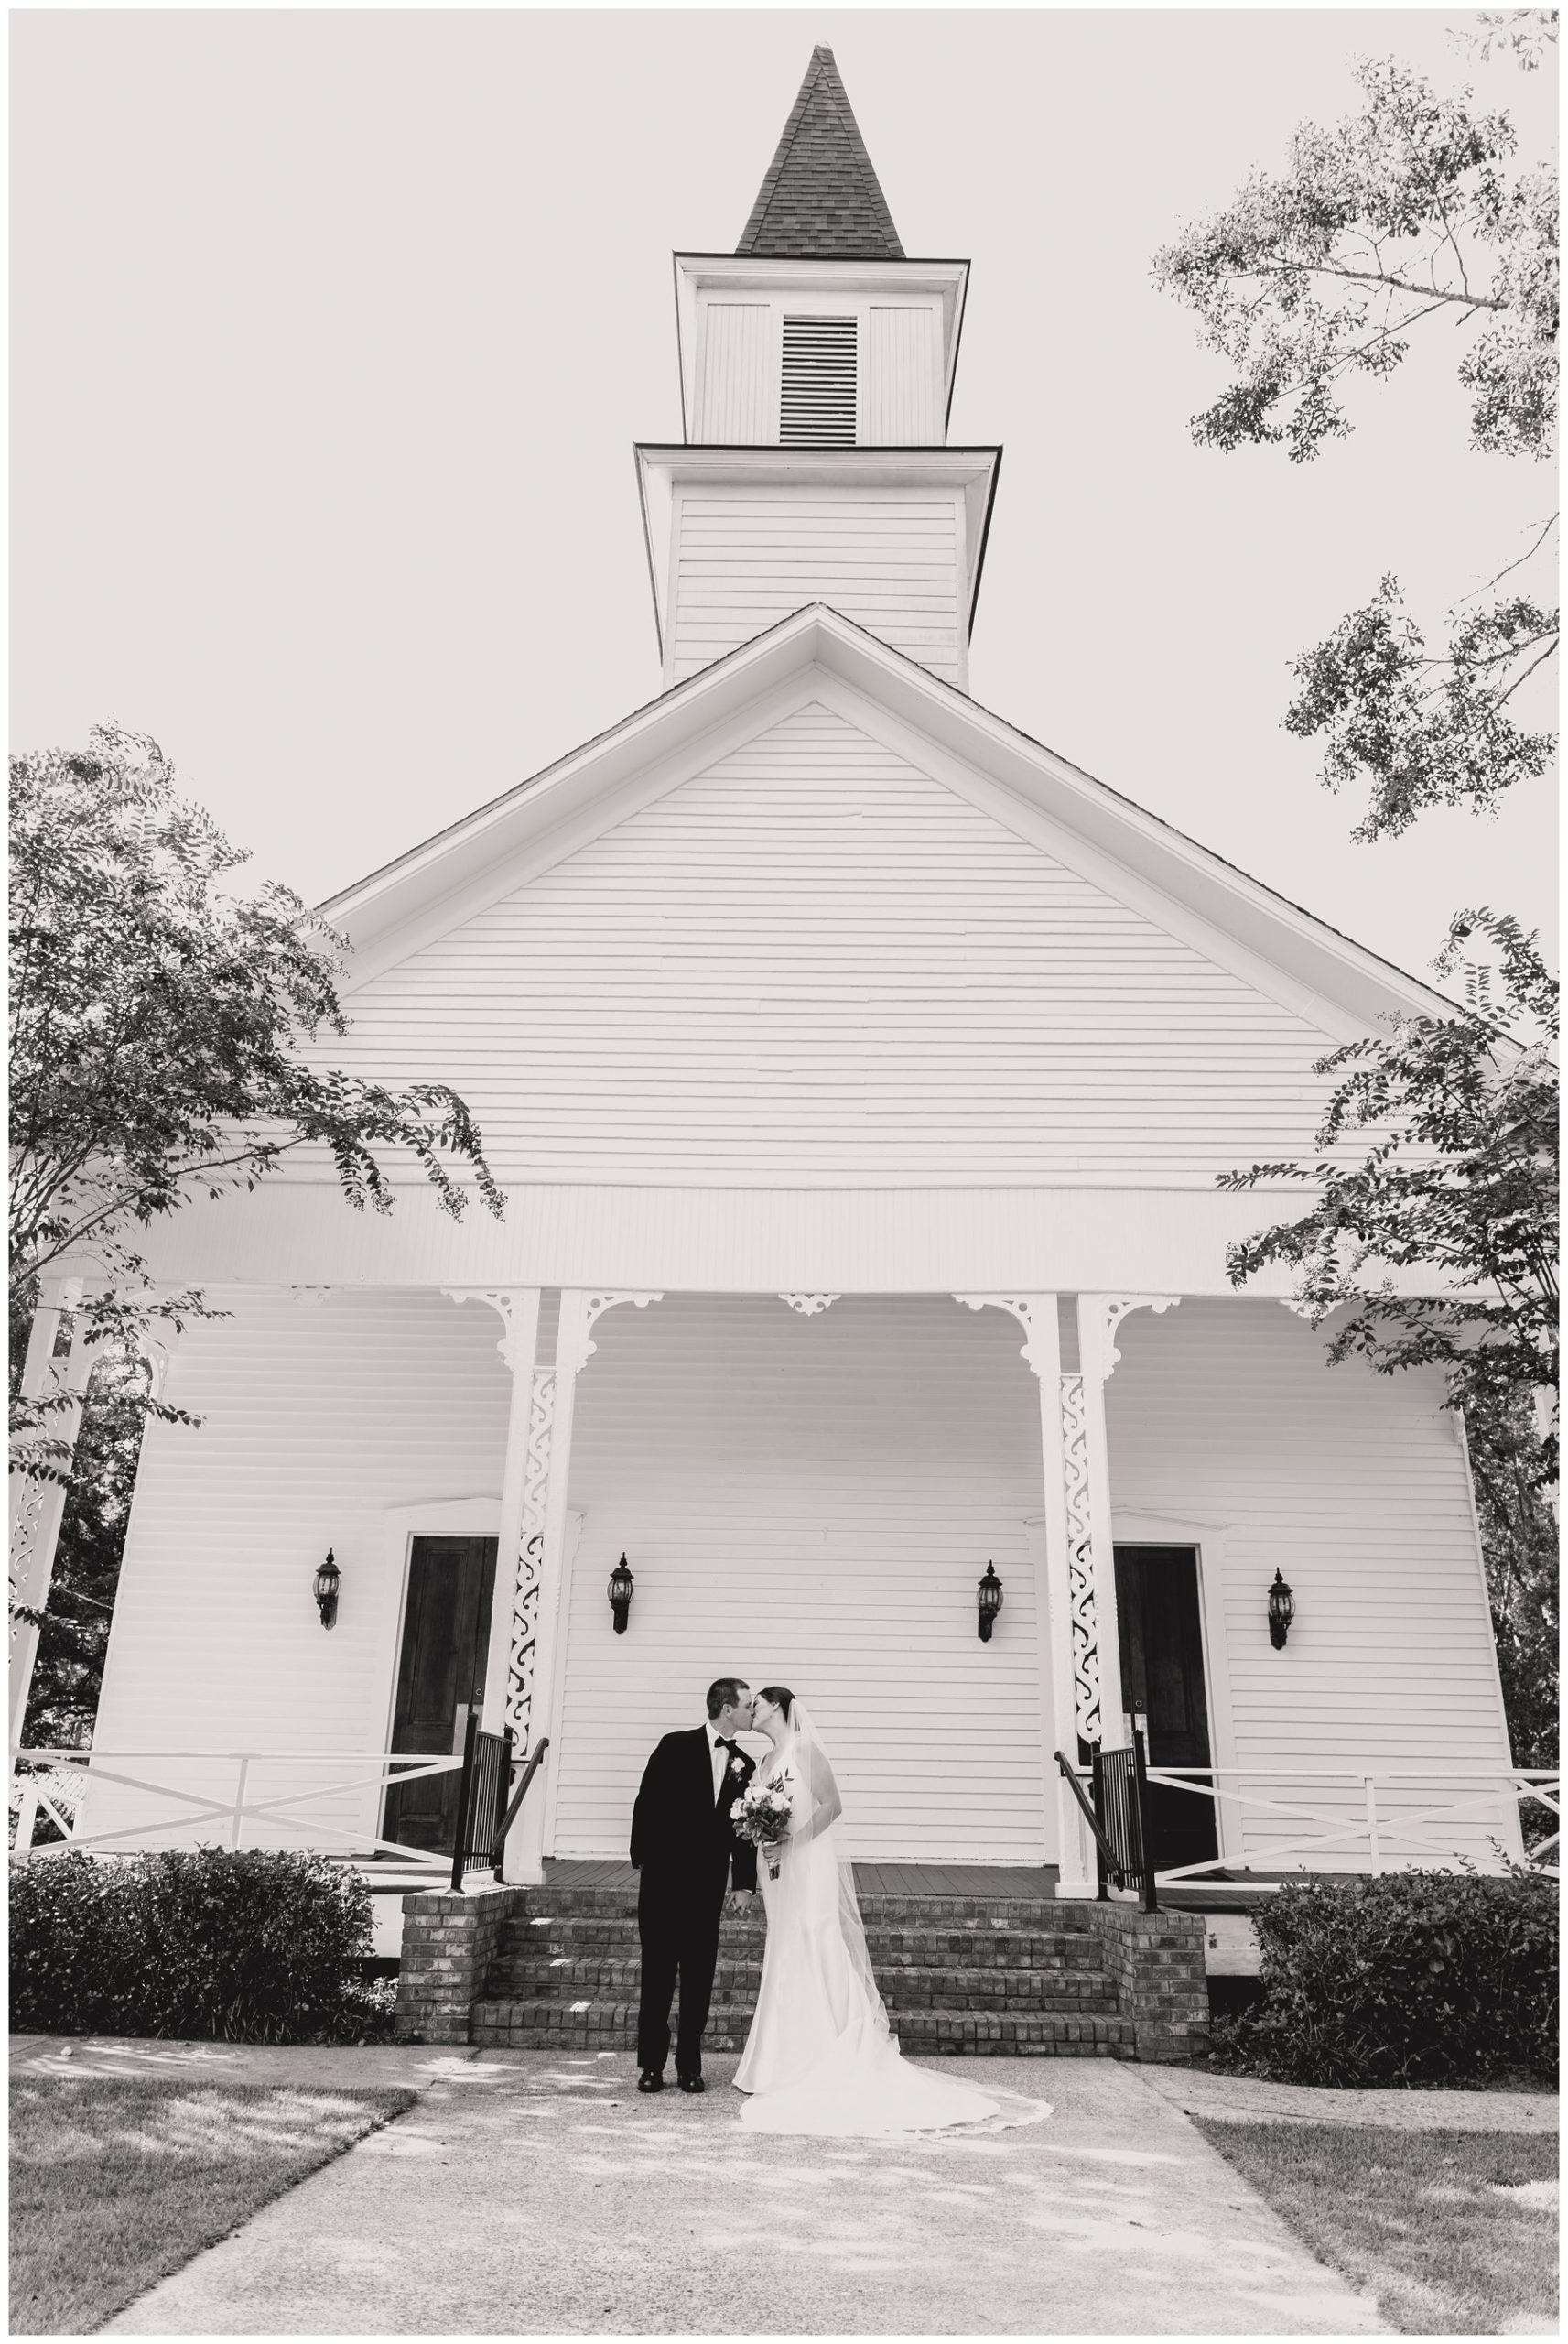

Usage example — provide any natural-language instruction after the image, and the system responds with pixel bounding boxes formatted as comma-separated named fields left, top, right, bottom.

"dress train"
left=732, top=1736, right=1051, bottom=2140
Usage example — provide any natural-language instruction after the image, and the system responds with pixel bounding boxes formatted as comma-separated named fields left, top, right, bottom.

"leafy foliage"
left=1467, top=1391, right=1560, bottom=1768
left=9, top=723, right=503, bottom=1513
left=1459, top=10, right=1561, bottom=73
left=8, top=1847, right=393, bottom=2043
left=9, top=725, right=503, bottom=1470
left=1154, top=53, right=1558, bottom=839
left=1211, top=1868, right=1558, bottom=2085
left=1160, top=40, right=1558, bottom=1758
left=19, top=1348, right=150, bottom=1751
left=1220, top=913, right=1557, bottom=1422
left=1153, top=57, right=1557, bottom=463
left=1284, top=568, right=1556, bottom=840
left=9, top=726, right=506, bottom=1736
left=1221, top=910, right=1558, bottom=1761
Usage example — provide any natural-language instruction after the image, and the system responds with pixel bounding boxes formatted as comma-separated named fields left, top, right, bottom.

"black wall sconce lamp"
left=978, top=1562, right=1004, bottom=1642
left=1268, top=1568, right=1295, bottom=1650
left=314, top=1549, right=341, bottom=1631
left=608, top=1554, right=634, bottom=1634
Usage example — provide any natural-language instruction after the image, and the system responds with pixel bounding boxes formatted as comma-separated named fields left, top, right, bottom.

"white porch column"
left=503, top=1288, right=662, bottom=1884
left=446, top=1288, right=545, bottom=1746
left=1075, top=1295, right=1182, bottom=1750
left=957, top=1295, right=1093, bottom=1898
left=9, top=1277, right=94, bottom=1752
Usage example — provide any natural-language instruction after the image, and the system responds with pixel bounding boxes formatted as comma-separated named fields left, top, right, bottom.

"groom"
left=629, top=1677, right=759, bottom=2094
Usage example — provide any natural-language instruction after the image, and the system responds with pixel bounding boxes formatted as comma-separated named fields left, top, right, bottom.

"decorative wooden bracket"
left=556, top=1292, right=664, bottom=1383
left=1077, top=1295, right=1181, bottom=1386
left=953, top=1295, right=1052, bottom=1379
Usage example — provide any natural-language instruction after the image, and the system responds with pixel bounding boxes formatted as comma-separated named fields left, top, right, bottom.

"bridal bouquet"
left=730, top=1775, right=795, bottom=1880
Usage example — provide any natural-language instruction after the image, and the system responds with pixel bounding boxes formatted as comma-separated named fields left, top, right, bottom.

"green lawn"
left=1195, top=2118, right=1559, bottom=2336
left=10, top=2075, right=416, bottom=2335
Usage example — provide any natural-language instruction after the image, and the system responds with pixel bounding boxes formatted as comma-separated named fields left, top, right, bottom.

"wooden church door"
left=1113, top=1544, right=1218, bottom=1872
left=383, top=1536, right=498, bottom=1853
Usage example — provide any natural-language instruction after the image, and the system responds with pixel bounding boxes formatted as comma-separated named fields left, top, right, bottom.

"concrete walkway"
left=13, top=2035, right=1554, bottom=2133
left=87, top=2048, right=1388, bottom=2336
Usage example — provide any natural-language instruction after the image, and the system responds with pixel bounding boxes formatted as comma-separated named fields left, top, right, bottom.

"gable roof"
left=322, top=603, right=1459, bottom=1040
left=737, top=47, right=904, bottom=258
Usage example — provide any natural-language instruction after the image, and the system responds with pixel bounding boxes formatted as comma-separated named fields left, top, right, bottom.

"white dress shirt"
left=705, top=1720, right=731, bottom=1803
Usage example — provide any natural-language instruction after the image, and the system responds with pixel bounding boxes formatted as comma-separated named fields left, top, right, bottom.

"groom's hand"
left=725, top=1889, right=755, bottom=1914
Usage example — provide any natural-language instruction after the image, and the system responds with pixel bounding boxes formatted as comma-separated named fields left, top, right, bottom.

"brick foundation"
left=395, top=1880, right=1209, bottom=2060
left=394, top=1883, right=527, bottom=2044
left=1079, top=1902, right=1210, bottom=2063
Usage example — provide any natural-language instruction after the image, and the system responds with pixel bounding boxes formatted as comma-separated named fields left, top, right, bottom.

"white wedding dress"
left=732, top=1705, right=1050, bottom=2138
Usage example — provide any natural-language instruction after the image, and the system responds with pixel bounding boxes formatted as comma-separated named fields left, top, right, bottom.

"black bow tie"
left=717, top=1738, right=741, bottom=1756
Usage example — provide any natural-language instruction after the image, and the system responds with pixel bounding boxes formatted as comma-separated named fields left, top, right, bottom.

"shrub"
left=9, top=1847, right=385, bottom=2043
left=1216, top=1868, right=1558, bottom=2087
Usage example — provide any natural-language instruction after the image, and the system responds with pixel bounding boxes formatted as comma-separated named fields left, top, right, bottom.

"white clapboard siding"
left=696, top=304, right=775, bottom=442
left=669, top=497, right=964, bottom=682
left=86, top=1290, right=511, bottom=1852
left=863, top=306, right=943, bottom=442
left=550, top=1297, right=1051, bottom=1863
left=324, top=705, right=1339, bottom=1186
left=1107, top=1300, right=1515, bottom=1867
left=86, top=1290, right=1509, bottom=1875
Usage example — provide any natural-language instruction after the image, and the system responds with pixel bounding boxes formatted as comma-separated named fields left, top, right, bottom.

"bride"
left=731, top=1686, right=1049, bottom=2138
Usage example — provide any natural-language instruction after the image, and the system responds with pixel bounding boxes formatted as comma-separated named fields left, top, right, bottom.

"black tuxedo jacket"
left=630, top=1726, right=759, bottom=1894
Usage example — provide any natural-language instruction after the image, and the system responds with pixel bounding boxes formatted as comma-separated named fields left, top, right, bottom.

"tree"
left=10, top=727, right=503, bottom=1442
left=1153, top=52, right=1557, bottom=841
left=1157, top=46, right=1560, bottom=1761
left=10, top=725, right=505, bottom=1728
left=1219, top=910, right=1558, bottom=1763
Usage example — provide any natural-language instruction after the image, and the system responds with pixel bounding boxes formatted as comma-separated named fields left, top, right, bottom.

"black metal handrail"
left=450, top=1715, right=518, bottom=1890
left=1098, top=1734, right=1158, bottom=1913
left=1054, top=1731, right=1158, bottom=1912
left=1054, top=1749, right=1119, bottom=1885
left=492, top=1736, right=550, bottom=1855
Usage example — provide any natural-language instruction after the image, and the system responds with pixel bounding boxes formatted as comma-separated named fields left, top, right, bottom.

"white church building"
left=16, top=49, right=1530, bottom=1925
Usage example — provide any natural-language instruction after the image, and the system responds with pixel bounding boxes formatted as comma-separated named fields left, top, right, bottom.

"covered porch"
left=16, top=1279, right=1543, bottom=1926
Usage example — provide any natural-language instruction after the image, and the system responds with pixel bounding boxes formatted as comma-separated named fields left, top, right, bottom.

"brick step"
left=884, top=1970, right=1116, bottom=2010
left=875, top=1937, right=1108, bottom=1970
left=398, top=1885, right=1209, bottom=2066
left=498, top=1958, right=766, bottom=1997
left=500, top=1917, right=1105, bottom=1965
left=470, top=1997, right=1138, bottom=2056
left=491, top=1959, right=1119, bottom=2013
left=519, top=1889, right=1094, bottom=1933
left=501, top=1917, right=767, bottom=1955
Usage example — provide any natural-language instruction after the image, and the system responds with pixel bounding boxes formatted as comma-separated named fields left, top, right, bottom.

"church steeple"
left=636, top=50, right=999, bottom=692
left=736, top=46, right=904, bottom=260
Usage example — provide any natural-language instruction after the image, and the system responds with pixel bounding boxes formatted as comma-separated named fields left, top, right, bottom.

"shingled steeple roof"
left=736, top=47, right=904, bottom=259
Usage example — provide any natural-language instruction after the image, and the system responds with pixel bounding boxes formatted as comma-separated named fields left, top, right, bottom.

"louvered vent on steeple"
left=645, top=50, right=993, bottom=689
left=780, top=315, right=857, bottom=443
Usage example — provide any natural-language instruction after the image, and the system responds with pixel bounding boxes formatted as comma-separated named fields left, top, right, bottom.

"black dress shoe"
left=637, top=2070, right=665, bottom=2093
left=677, top=2074, right=706, bottom=2094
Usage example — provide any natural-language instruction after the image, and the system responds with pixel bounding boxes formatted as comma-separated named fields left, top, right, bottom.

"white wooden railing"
left=1140, top=1764, right=1560, bottom=1886
left=10, top=1749, right=1560, bottom=1886
left=8, top=1747, right=468, bottom=1872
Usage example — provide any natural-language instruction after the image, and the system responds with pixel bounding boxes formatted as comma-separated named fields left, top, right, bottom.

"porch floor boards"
left=543, top=1858, right=1063, bottom=1898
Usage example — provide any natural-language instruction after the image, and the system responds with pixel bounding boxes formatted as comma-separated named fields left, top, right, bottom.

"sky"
left=10, top=7, right=1558, bottom=987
